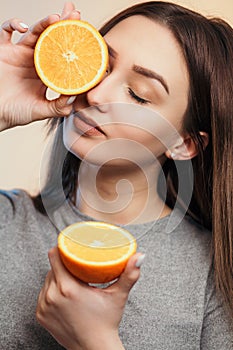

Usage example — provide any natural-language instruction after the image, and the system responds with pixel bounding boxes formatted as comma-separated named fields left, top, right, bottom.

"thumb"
left=46, top=95, right=76, bottom=118
left=116, top=253, right=145, bottom=294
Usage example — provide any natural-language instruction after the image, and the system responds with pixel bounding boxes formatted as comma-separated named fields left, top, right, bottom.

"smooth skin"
left=0, top=2, right=143, bottom=349
left=63, top=13, right=207, bottom=226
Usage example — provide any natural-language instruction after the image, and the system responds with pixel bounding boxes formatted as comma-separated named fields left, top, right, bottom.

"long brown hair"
left=33, top=2, right=233, bottom=317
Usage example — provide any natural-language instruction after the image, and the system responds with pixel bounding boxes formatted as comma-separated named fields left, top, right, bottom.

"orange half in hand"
left=34, top=20, right=108, bottom=95
left=57, top=221, right=137, bottom=283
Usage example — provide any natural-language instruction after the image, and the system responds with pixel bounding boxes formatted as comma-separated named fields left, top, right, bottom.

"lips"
left=72, top=110, right=105, bottom=136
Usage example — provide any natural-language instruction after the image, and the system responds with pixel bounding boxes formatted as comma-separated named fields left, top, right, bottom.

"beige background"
left=0, top=0, right=232, bottom=194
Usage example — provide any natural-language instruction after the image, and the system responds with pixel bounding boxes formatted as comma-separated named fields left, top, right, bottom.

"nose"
left=86, top=73, right=116, bottom=110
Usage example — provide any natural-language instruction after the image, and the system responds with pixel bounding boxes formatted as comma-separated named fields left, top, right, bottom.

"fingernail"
left=135, top=254, right=146, bottom=268
left=71, top=10, right=81, bottom=20
left=66, top=96, right=76, bottom=105
left=19, top=22, right=29, bottom=29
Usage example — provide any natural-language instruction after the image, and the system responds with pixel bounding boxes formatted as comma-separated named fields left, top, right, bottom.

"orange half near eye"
left=34, top=20, right=108, bottom=95
left=58, top=221, right=137, bottom=284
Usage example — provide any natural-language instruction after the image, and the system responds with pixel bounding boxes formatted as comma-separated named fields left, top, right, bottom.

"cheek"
left=63, top=117, right=87, bottom=161
left=112, top=123, right=173, bottom=160
left=62, top=105, right=183, bottom=167
left=111, top=104, right=183, bottom=152
left=129, top=130, right=168, bottom=160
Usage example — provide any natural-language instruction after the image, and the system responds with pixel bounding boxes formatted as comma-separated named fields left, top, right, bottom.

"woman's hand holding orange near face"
left=36, top=247, right=143, bottom=350
left=0, top=2, right=80, bottom=132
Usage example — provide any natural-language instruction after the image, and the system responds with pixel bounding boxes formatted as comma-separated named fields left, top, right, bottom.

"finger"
left=43, top=270, right=54, bottom=294
left=36, top=287, right=45, bottom=323
left=48, top=247, right=88, bottom=293
left=60, top=1, right=76, bottom=19
left=37, top=271, right=51, bottom=317
left=48, top=247, right=66, bottom=283
left=18, top=14, right=60, bottom=47
left=36, top=270, right=57, bottom=326
left=113, top=253, right=144, bottom=295
left=0, top=18, right=29, bottom=43
left=62, top=9, right=81, bottom=21
left=31, top=94, right=74, bottom=122
left=37, top=270, right=53, bottom=303
left=44, top=94, right=74, bottom=118
left=48, top=247, right=81, bottom=285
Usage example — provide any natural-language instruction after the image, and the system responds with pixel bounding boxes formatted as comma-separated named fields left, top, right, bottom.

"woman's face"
left=63, top=15, right=189, bottom=167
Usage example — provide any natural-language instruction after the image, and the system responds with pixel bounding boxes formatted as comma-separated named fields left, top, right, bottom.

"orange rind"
left=34, top=20, right=108, bottom=95
left=58, top=221, right=137, bottom=283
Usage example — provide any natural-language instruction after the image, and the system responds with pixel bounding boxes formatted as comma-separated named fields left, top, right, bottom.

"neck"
left=75, top=160, right=171, bottom=225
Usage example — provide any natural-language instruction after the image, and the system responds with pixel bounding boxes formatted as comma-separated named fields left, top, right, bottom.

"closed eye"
left=128, top=88, right=149, bottom=105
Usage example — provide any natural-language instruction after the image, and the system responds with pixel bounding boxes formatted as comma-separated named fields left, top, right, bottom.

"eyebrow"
left=107, top=44, right=118, bottom=59
left=107, top=43, right=170, bottom=95
left=132, top=65, right=169, bottom=95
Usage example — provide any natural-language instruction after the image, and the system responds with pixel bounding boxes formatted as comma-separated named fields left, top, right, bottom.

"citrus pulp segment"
left=34, top=20, right=108, bottom=95
left=58, top=221, right=137, bottom=283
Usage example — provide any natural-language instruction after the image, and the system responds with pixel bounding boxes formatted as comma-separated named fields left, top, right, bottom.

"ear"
left=165, top=132, right=209, bottom=160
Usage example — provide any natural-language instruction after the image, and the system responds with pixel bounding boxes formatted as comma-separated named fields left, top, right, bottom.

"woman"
left=0, top=1, right=232, bottom=349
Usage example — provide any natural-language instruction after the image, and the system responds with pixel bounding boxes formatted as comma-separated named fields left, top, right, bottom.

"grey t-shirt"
left=0, top=189, right=232, bottom=349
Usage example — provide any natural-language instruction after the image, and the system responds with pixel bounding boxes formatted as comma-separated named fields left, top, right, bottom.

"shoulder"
left=164, top=211, right=213, bottom=273
left=166, top=210, right=212, bottom=246
left=0, top=189, right=37, bottom=228
left=181, top=214, right=211, bottom=238
left=0, top=188, right=33, bottom=207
